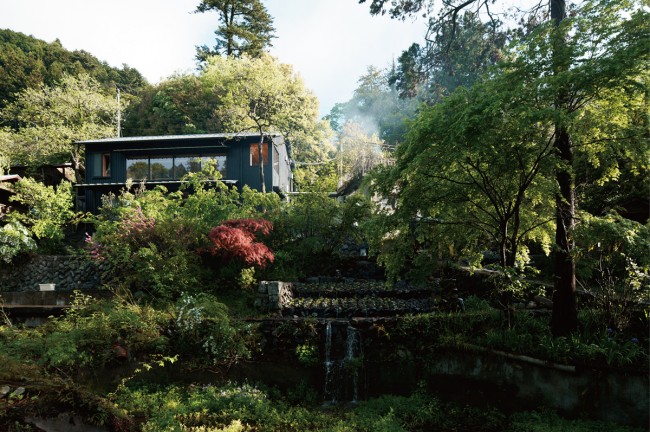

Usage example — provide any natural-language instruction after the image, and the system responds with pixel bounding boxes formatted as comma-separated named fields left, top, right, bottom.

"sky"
left=0, top=0, right=428, bottom=117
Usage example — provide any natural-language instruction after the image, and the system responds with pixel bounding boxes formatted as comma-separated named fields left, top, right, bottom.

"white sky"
left=0, top=0, right=427, bottom=117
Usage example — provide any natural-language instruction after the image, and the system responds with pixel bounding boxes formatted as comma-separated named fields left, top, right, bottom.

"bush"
left=0, top=294, right=170, bottom=371
left=7, top=177, right=76, bottom=252
left=173, top=292, right=257, bottom=367
left=0, top=221, right=36, bottom=263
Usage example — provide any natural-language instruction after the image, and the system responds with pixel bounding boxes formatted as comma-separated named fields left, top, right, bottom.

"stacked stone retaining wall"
left=256, top=281, right=294, bottom=311
left=0, top=255, right=105, bottom=292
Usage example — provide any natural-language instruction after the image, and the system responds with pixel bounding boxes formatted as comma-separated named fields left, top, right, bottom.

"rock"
left=10, top=387, right=25, bottom=398
left=0, top=385, right=10, bottom=398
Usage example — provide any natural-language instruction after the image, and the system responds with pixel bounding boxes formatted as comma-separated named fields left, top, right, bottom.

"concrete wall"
left=424, top=350, right=649, bottom=426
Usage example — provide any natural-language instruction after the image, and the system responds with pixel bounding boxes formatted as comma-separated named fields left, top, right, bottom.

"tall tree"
left=195, top=0, right=276, bottom=62
left=548, top=0, right=577, bottom=336
left=123, top=74, right=219, bottom=136
left=369, top=63, right=557, bottom=282
left=390, top=11, right=507, bottom=100
left=201, top=54, right=330, bottom=192
left=0, top=74, right=118, bottom=179
left=360, top=0, right=648, bottom=335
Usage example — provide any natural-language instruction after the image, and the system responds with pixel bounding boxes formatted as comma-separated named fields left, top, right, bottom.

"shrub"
left=87, top=188, right=206, bottom=299
left=0, top=221, right=36, bottom=263
left=0, top=294, right=171, bottom=371
left=205, top=219, right=274, bottom=269
left=8, top=177, right=76, bottom=252
left=173, top=293, right=257, bottom=367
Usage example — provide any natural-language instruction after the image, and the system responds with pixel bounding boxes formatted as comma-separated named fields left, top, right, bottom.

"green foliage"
left=195, top=0, right=276, bottom=61
left=295, top=343, right=319, bottom=366
left=112, top=382, right=646, bottom=432
left=123, top=54, right=334, bottom=167
left=367, top=0, right=648, bottom=286
left=392, top=11, right=507, bottom=101
left=0, top=221, right=36, bottom=263
left=123, top=73, right=218, bottom=136
left=0, top=294, right=170, bottom=371
left=0, top=28, right=147, bottom=115
left=88, top=174, right=281, bottom=298
left=267, top=193, right=373, bottom=278
left=510, top=410, right=645, bottom=432
left=387, top=305, right=648, bottom=369
left=574, top=212, right=650, bottom=330
left=88, top=188, right=204, bottom=298
left=0, top=74, right=119, bottom=169
left=7, top=177, right=76, bottom=251
left=174, top=292, right=256, bottom=366
left=201, top=54, right=333, bottom=166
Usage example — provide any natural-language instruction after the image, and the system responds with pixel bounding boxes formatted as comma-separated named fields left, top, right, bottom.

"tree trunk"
left=258, top=134, right=266, bottom=193
left=549, top=0, right=578, bottom=336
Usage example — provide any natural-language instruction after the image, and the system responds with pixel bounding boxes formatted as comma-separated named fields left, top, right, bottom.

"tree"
left=194, top=0, right=275, bottom=62
left=330, top=66, right=417, bottom=149
left=360, top=0, right=648, bottom=336
left=0, top=74, right=118, bottom=179
left=337, top=121, right=389, bottom=184
left=6, top=177, right=76, bottom=252
left=369, top=63, right=557, bottom=282
left=123, top=74, right=218, bottom=136
left=202, top=54, right=330, bottom=192
left=0, top=29, right=147, bottom=114
left=390, top=11, right=507, bottom=101
left=205, top=218, right=274, bottom=269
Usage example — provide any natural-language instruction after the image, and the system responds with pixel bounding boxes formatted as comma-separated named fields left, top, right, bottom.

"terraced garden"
left=282, top=280, right=440, bottom=318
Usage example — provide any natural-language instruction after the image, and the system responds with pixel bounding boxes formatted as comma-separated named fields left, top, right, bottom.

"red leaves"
left=206, top=218, right=274, bottom=269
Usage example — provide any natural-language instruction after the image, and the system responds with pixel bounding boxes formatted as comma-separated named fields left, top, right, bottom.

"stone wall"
left=256, top=281, right=294, bottom=311
left=0, top=255, right=105, bottom=292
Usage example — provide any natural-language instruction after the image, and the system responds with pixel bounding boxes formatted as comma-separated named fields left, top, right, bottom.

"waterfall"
left=322, top=321, right=362, bottom=404
left=323, top=321, right=335, bottom=404
left=345, top=325, right=360, bottom=403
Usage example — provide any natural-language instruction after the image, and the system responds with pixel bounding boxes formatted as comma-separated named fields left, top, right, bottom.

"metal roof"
left=77, top=132, right=282, bottom=145
left=74, top=179, right=238, bottom=188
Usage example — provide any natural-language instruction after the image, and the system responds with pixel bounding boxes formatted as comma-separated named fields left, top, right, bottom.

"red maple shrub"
left=205, top=218, right=274, bottom=269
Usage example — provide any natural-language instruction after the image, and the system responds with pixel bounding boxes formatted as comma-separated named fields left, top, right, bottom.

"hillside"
left=0, top=28, right=148, bottom=113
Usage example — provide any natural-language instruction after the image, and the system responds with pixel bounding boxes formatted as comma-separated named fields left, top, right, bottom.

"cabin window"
left=150, top=157, right=174, bottom=180
left=101, top=153, right=111, bottom=177
left=273, top=146, right=280, bottom=176
left=126, top=157, right=149, bottom=180
left=174, top=156, right=202, bottom=179
left=250, top=143, right=268, bottom=166
left=202, top=155, right=227, bottom=178
left=91, top=152, right=111, bottom=178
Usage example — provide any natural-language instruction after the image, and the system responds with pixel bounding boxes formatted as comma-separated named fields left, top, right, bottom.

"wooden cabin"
left=75, top=133, right=293, bottom=213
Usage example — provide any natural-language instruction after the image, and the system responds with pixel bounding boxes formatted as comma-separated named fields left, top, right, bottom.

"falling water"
left=323, top=320, right=335, bottom=404
left=323, top=321, right=363, bottom=404
left=345, top=325, right=360, bottom=403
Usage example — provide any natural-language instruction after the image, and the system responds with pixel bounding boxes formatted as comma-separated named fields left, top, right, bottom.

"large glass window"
left=202, top=155, right=227, bottom=178
left=126, top=157, right=149, bottom=180
left=125, top=155, right=227, bottom=181
left=150, top=157, right=173, bottom=180
left=174, top=156, right=202, bottom=179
